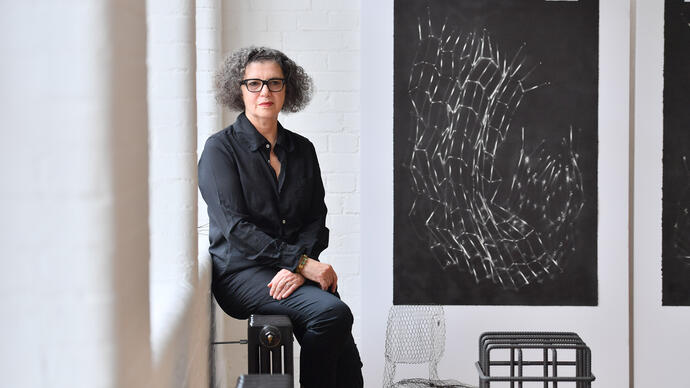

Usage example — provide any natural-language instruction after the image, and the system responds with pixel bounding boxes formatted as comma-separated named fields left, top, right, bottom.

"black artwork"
left=394, top=0, right=599, bottom=305
left=663, top=0, right=690, bottom=306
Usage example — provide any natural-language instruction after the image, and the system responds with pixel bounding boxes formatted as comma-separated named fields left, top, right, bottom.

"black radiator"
left=247, top=314, right=294, bottom=376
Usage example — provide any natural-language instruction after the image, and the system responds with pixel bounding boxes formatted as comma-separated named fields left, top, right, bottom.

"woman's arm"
left=292, top=142, right=338, bottom=292
left=198, top=137, right=304, bottom=271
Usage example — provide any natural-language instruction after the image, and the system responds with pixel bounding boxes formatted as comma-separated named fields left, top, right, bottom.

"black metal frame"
left=247, top=314, right=294, bottom=376
left=476, top=332, right=595, bottom=387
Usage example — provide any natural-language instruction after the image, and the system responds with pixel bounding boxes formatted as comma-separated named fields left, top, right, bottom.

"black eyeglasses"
left=240, top=78, right=286, bottom=93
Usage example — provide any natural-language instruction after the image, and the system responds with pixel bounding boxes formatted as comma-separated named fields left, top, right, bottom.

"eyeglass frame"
left=240, top=78, right=287, bottom=93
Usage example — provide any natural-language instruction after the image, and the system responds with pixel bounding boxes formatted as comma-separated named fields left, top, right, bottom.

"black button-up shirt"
left=198, top=113, right=329, bottom=281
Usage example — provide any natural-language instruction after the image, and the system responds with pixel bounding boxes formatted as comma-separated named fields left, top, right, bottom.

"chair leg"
left=382, top=360, right=396, bottom=388
left=429, top=360, right=439, bottom=380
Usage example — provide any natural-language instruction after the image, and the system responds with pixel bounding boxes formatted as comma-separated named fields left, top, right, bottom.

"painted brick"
left=319, top=153, right=359, bottom=173
left=337, top=278, right=361, bottom=314
left=343, top=193, right=360, bottom=214
left=280, top=112, right=343, bottom=133
left=329, top=134, right=359, bottom=153
left=326, top=214, right=360, bottom=234
left=148, top=15, right=196, bottom=44
left=148, top=99, right=196, bottom=140
left=149, top=0, right=194, bottom=15
left=311, top=71, right=359, bottom=91
left=330, top=92, right=360, bottom=111
left=325, top=173, right=357, bottom=193
left=196, top=57, right=217, bottom=75
left=313, top=0, right=360, bottom=11
left=329, top=12, right=359, bottom=29
left=267, top=13, right=297, bottom=31
left=284, top=31, right=343, bottom=50
left=343, top=112, right=360, bottom=128
left=325, top=254, right=360, bottom=276
left=196, top=7, right=218, bottom=28
left=197, top=29, right=220, bottom=51
left=223, top=12, right=267, bottom=32
left=302, top=92, right=333, bottom=113
left=149, top=71, right=195, bottom=98
left=293, top=51, right=329, bottom=72
left=324, top=194, right=345, bottom=214
left=196, top=71, right=215, bottom=92
left=297, top=11, right=331, bottom=30
left=149, top=153, right=197, bottom=181
left=196, top=0, right=218, bottom=8
left=241, top=31, right=283, bottom=47
left=250, top=0, right=311, bottom=11
left=330, top=233, right=360, bottom=254
left=352, top=322, right=362, bottom=345
left=147, top=43, right=196, bottom=71
left=328, top=51, right=360, bottom=71
left=342, top=30, right=360, bottom=50
left=306, top=133, right=329, bottom=153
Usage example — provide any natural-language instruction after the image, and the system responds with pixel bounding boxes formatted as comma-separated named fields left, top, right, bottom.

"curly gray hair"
left=215, top=46, right=313, bottom=113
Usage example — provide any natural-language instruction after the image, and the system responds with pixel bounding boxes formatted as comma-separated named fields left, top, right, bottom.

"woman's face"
left=241, top=60, right=286, bottom=124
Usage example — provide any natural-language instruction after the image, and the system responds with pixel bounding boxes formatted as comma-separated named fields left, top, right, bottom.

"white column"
left=196, top=0, right=223, bottom=228
left=0, top=1, right=151, bottom=387
left=146, top=0, right=199, bottom=354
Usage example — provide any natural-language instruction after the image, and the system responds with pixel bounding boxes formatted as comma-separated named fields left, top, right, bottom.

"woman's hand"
left=300, top=258, right=338, bottom=293
left=267, top=269, right=305, bottom=300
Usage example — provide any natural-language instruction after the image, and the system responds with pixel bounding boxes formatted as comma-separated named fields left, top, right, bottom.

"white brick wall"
left=147, top=0, right=199, bottom=353
left=196, top=0, right=222, bottom=229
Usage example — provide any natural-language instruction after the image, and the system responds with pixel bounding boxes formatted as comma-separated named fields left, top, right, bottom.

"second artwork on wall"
left=663, top=0, right=690, bottom=306
left=393, top=0, right=599, bottom=305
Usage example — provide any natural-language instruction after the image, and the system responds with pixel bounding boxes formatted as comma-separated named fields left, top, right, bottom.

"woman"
left=198, top=46, right=363, bottom=387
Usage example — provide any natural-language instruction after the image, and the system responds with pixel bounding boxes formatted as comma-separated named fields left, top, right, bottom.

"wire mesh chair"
left=383, top=305, right=475, bottom=388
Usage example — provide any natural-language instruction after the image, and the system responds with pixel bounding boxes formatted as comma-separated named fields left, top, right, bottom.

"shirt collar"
left=234, top=112, right=294, bottom=152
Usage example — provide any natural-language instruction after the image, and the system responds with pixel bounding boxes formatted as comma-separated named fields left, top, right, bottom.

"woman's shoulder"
left=200, top=125, right=241, bottom=162
left=204, top=124, right=237, bottom=148
left=280, top=125, right=315, bottom=152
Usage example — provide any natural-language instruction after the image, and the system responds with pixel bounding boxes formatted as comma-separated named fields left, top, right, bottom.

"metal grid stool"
left=476, top=332, right=595, bottom=387
left=247, top=314, right=294, bottom=375
left=236, top=374, right=293, bottom=388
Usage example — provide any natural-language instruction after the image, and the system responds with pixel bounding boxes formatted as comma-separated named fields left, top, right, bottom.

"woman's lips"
left=259, top=102, right=273, bottom=107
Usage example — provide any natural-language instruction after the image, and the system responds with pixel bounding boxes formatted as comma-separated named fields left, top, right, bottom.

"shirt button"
left=282, top=219, right=286, bottom=225
left=265, top=144, right=270, bottom=149
left=267, top=159, right=270, bottom=163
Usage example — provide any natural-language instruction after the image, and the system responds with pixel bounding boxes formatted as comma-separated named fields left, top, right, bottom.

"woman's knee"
left=310, top=299, right=353, bottom=333
left=331, top=300, right=354, bottom=327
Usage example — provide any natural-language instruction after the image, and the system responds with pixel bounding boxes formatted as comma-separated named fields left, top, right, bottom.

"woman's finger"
left=268, top=271, right=288, bottom=297
left=279, top=282, right=298, bottom=300
left=274, top=276, right=291, bottom=299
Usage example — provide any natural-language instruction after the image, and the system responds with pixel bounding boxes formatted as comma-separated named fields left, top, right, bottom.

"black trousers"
left=213, top=266, right=364, bottom=388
